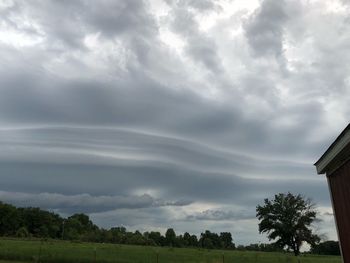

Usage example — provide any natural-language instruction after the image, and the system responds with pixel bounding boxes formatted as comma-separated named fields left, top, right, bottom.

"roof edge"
left=315, top=123, right=350, bottom=174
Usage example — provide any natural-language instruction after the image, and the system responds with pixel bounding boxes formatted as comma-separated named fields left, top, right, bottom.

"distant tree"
left=220, top=232, right=235, bottom=249
left=0, top=200, right=241, bottom=250
left=183, top=232, right=191, bottom=246
left=65, top=217, right=83, bottom=239
left=18, top=207, right=61, bottom=238
left=110, top=227, right=126, bottom=243
left=68, top=213, right=97, bottom=233
left=123, top=230, right=147, bottom=245
left=183, top=232, right=199, bottom=247
left=202, top=237, right=214, bottom=249
left=199, top=230, right=221, bottom=249
left=0, top=202, right=20, bottom=235
left=311, top=241, right=340, bottom=255
left=16, top=227, right=30, bottom=238
left=256, top=192, right=320, bottom=256
left=165, top=228, right=176, bottom=246
left=147, top=231, right=164, bottom=246
left=175, top=234, right=185, bottom=247
left=189, top=234, right=198, bottom=247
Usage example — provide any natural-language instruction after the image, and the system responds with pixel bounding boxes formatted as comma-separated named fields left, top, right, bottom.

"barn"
left=315, top=123, right=350, bottom=262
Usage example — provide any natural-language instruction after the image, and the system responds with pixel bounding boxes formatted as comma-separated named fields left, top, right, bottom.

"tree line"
left=0, top=197, right=340, bottom=255
left=0, top=201, right=234, bottom=249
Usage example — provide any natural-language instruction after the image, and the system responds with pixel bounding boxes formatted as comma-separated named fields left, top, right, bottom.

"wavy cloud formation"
left=0, top=191, right=191, bottom=213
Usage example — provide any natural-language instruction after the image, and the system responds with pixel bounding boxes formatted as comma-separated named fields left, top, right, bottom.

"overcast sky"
left=0, top=0, right=349, bottom=245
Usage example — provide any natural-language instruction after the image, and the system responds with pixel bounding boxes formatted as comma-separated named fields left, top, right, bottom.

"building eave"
left=315, top=123, right=350, bottom=175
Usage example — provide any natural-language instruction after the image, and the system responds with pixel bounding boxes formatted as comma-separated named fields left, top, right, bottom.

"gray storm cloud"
left=0, top=0, right=348, bottom=244
left=244, top=0, right=287, bottom=58
left=0, top=191, right=191, bottom=213
left=186, top=209, right=255, bottom=221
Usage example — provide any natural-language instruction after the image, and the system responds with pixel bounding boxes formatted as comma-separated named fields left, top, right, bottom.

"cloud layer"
left=0, top=191, right=190, bottom=213
left=0, top=0, right=348, bottom=244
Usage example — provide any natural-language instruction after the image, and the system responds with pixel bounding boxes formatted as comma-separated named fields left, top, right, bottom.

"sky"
left=0, top=0, right=349, bottom=245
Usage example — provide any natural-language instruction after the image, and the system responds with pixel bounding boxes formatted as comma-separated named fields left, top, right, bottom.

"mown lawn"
left=0, top=238, right=341, bottom=263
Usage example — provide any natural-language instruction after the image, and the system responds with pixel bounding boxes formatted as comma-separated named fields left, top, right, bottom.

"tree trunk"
left=291, top=238, right=300, bottom=256
left=293, top=246, right=300, bottom=256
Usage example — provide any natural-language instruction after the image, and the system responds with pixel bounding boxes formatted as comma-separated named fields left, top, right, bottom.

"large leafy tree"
left=256, top=192, right=320, bottom=256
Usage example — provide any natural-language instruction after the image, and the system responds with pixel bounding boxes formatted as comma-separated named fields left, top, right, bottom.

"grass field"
left=0, top=238, right=341, bottom=263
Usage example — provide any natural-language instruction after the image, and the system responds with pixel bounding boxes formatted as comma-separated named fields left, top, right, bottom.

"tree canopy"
left=1, top=199, right=336, bottom=255
left=0, top=201, right=235, bottom=250
left=256, top=192, right=320, bottom=256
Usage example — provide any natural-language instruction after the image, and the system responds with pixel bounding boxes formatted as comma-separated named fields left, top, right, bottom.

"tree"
left=256, top=192, right=320, bottom=256
left=199, top=230, right=221, bottom=249
left=220, top=232, right=235, bottom=249
left=147, top=231, right=163, bottom=246
left=183, top=232, right=191, bottom=246
left=189, top=234, right=198, bottom=247
left=165, top=228, right=176, bottom=246
left=0, top=202, right=20, bottom=236
left=16, top=227, right=30, bottom=238
left=311, top=241, right=340, bottom=255
left=110, top=227, right=126, bottom=243
left=68, top=213, right=97, bottom=233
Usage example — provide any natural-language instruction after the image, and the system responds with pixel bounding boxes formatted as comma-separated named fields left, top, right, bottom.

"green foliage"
left=311, top=241, right=340, bottom=255
left=256, top=192, right=320, bottom=256
left=147, top=231, right=166, bottom=246
left=15, top=227, right=30, bottom=238
left=183, top=232, right=198, bottom=247
left=165, top=228, right=176, bottom=246
left=199, top=230, right=220, bottom=249
left=220, top=232, right=235, bottom=249
left=18, top=207, right=62, bottom=238
left=0, top=202, right=21, bottom=236
left=0, top=201, right=237, bottom=250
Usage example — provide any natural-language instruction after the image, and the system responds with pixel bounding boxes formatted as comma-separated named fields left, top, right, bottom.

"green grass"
left=0, top=238, right=341, bottom=263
